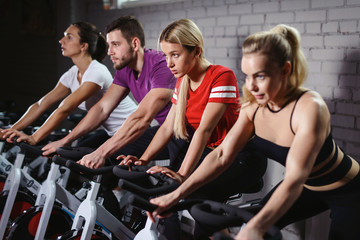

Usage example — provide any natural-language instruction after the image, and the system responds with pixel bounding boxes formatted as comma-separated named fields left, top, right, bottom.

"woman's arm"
left=238, top=93, right=330, bottom=239
left=4, top=82, right=100, bottom=145
left=149, top=105, right=255, bottom=215
left=1, top=82, right=70, bottom=141
left=176, top=102, right=228, bottom=180
left=147, top=102, right=228, bottom=182
left=42, top=84, right=130, bottom=155
left=30, top=81, right=100, bottom=143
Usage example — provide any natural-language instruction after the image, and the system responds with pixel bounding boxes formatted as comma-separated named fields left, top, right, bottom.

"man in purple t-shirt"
left=43, top=16, right=176, bottom=168
left=112, top=48, right=173, bottom=125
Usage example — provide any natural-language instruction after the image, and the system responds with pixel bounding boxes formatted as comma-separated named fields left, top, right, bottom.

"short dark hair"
left=105, top=16, right=145, bottom=47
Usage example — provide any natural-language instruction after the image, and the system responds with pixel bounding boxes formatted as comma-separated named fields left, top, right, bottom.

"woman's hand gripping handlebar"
left=112, top=165, right=204, bottom=221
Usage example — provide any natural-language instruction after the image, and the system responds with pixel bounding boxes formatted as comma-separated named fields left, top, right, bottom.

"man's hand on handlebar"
left=77, top=151, right=106, bottom=169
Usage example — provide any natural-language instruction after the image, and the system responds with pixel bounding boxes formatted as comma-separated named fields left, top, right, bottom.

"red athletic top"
left=172, top=65, right=239, bottom=148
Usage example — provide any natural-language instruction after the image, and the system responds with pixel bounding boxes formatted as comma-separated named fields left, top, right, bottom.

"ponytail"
left=93, top=33, right=107, bottom=62
left=72, top=22, right=108, bottom=62
left=173, top=76, right=190, bottom=139
left=271, top=24, right=308, bottom=98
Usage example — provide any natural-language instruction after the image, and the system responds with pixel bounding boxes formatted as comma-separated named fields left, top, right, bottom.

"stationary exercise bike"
left=115, top=170, right=192, bottom=240
left=56, top=160, right=181, bottom=240
left=55, top=157, right=140, bottom=240
left=6, top=145, right=117, bottom=239
left=123, top=187, right=282, bottom=240
left=115, top=163, right=268, bottom=240
left=0, top=140, right=17, bottom=191
left=0, top=141, right=47, bottom=238
left=1, top=142, right=78, bottom=239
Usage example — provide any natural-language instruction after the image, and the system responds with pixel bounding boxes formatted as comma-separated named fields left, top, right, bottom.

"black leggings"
left=261, top=172, right=360, bottom=240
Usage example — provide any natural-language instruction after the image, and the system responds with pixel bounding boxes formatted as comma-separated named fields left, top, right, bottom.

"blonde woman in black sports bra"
left=147, top=24, right=360, bottom=240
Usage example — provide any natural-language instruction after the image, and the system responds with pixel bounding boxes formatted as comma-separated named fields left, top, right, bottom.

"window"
left=103, top=0, right=186, bottom=10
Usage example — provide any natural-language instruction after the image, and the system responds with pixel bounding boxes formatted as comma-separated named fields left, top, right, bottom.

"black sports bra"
left=252, top=132, right=333, bottom=167
left=251, top=91, right=359, bottom=191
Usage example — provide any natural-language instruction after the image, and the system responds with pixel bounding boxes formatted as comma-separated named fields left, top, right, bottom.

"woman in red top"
left=120, top=19, right=266, bottom=239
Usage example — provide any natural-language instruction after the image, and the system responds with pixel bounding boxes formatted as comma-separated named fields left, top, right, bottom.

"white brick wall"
left=281, top=0, right=310, bottom=11
left=86, top=0, right=360, bottom=239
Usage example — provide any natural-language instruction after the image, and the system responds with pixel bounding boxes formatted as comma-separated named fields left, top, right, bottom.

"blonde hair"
left=159, top=19, right=210, bottom=139
left=241, top=24, right=308, bottom=104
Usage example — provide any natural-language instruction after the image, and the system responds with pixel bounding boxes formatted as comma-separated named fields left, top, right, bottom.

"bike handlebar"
left=13, top=140, right=44, bottom=156
left=113, top=165, right=179, bottom=198
left=126, top=193, right=202, bottom=213
left=118, top=178, right=178, bottom=199
left=51, top=156, right=114, bottom=176
left=112, top=165, right=149, bottom=180
left=113, top=165, right=178, bottom=184
left=190, top=200, right=282, bottom=240
left=52, top=155, right=68, bottom=166
left=56, top=146, right=94, bottom=160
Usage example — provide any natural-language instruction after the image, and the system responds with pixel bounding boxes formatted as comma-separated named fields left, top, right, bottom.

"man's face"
left=107, top=30, right=135, bottom=70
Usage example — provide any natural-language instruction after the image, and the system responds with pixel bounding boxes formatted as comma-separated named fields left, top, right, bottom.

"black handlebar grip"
left=52, top=155, right=68, bottom=166
left=17, top=141, right=44, bottom=156
left=126, top=194, right=204, bottom=216
left=127, top=194, right=157, bottom=212
left=65, top=160, right=114, bottom=176
left=112, top=165, right=149, bottom=180
left=118, top=177, right=179, bottom=199
left=213, top=232, right=233, bottom=240
left=56, top=146, right=94, bottom=160
left=190, top=201, right=248, bottom=230
left=118, top=179, right=149, bottom=198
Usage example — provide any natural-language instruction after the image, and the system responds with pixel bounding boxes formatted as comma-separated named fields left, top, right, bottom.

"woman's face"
left=242, top=53, right=286, bottom=105
left=59, top=25, right=83, bottom=58
left=160, top=41, right=197, bottom=79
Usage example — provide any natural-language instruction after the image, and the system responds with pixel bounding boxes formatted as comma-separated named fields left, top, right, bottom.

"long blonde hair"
left=159, top=19, right=210, bottom=139
left=241, top=24, right=308, bottom=104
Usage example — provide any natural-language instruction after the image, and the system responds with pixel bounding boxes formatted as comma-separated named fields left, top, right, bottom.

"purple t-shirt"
left=113, top=49, right=176, bottom=125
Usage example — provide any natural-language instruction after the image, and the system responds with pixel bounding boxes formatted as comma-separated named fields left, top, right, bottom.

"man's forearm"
left=62, top=106, right=108, bottom=145
left=92, top=116, right=150, bottom=158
